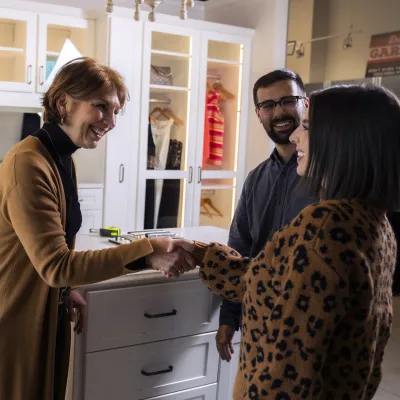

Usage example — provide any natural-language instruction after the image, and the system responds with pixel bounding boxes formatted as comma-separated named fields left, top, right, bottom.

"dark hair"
left=42, top=57, right=128, bottom=123
left=253, top=69, right=305, bottom=105
left=306, top=84, right=400, bottom=211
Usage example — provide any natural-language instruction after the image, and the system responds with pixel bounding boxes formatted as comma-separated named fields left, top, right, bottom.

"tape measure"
left=90, top=227, right=121, bottom=237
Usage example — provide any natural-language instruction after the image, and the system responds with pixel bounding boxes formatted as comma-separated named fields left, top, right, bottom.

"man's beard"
left=262, top=115, right=300, bottom=145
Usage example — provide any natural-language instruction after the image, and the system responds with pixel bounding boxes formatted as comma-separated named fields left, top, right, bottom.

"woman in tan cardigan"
left=0, top=57, right=193, bottom=400
left=169, top=85, right=400, bottom=399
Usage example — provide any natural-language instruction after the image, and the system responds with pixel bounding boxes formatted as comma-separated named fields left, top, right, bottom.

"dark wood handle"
left=141, top=365, right=173, bottom=376
left=144, top=309, right=177, bottom=319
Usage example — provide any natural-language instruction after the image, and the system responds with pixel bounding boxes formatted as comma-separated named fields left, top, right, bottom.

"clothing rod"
left=149, top=98, right=171, bottom=104
left=207, top=74, right=221, bottom=80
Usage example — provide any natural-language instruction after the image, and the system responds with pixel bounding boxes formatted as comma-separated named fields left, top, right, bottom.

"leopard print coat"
left=194, top=200, right=396, bottom=399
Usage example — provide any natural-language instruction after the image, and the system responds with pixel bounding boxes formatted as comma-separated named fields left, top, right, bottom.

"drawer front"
left=77, top=188, right=103, bottom=211
left=80, top=210, right=102, bottom=234
left=85, top=280, right=220, bottom=352
left=144, top=383, right=217, bottom=400
left=83, top=333, right=219, bottom=400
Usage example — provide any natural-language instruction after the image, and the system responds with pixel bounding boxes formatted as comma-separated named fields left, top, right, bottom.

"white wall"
left=287, top=0, right=400, bottom=83
left=286, top=0, right=314, bottom=82
left=324, top=0, right=400, bottom=81
left=205, top=0, right=290, bottom=174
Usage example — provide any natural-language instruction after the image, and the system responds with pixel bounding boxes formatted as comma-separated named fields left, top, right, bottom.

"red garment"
left=202, top=99, right=210, bottom=168
left=205, top=91, right=224, bottom=166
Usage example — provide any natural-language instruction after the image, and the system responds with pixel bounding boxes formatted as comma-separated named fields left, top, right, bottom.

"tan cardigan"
left=0, top=137, right=153, bottom=400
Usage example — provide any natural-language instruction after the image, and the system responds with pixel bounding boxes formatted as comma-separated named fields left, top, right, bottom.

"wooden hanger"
left=162, top=107, right=185, bottom=126
left=200, top=197, right=223, bottom=218
left=149, top=107, right=170, bottom=121
left=212, top=81, right=235, bottom=100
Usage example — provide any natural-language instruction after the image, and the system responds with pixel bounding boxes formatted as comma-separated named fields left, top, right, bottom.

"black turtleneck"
left=32, top=123, right=82, bottom=249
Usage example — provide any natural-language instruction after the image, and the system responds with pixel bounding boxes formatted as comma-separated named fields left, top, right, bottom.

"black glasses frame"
left=256, top=95, right=306, bottom=112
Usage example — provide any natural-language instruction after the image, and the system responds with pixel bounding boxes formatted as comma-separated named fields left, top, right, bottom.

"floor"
left=374, top=297, right=400, bottom=399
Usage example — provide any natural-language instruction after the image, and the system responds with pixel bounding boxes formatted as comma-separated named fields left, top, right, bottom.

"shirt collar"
left=270, top=148, right=298, bottom=166
left=42, top=122, right=80, bottom=158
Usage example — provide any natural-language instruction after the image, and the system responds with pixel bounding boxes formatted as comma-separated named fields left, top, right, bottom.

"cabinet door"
left=192, top=32, right=252, bottom=229
left=37, top=14, right=94, bottom=93
left=102, top=16, right=143, bottom=231
left=0, top=9, right=36, bottom=92
left=83, top=333, right=219, bottom=400
left=135, top=23, right=201, bottom=230
left=145, top=384, right=217, bottom=400
left=217, top=330, right=241, bottom=400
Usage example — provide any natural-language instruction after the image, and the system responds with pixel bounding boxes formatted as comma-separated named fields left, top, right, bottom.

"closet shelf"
left=46, top=51, right=60, bottom=58
left=207, top=58, right=242, bottom=68
left=0, top=47, right=25, bottom=57
left=202, top=185, right=235, bottom=191
left=150, top=84, right=189, bottom=92
left=151, top=50, right=191, bottom=59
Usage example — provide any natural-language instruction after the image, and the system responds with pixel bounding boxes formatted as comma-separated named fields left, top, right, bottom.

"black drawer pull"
left=141, top=365, right=173, bottom=376
left=144, top=309, right=177, bottom=319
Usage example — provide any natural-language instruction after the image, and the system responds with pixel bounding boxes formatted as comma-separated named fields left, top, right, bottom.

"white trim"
left=0, top=47, right=24, bottom=53
left=149, top=84, right=189, bottom=92
left=151, top=49, right=191, bottom=58
left=207, top=58, right=241, bottom=66
left=0, top=1, right=94, bottom=18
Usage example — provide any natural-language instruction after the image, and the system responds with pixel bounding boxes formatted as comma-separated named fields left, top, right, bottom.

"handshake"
left=146, top=237, right=197, bottom=277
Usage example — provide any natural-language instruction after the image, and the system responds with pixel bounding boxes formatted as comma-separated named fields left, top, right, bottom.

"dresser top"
left=75, top=226, right=229, bottom=291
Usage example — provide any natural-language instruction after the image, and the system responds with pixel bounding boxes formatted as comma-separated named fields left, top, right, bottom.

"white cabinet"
left=0, top=7, right=94, bottom=95
left=100, top=15, right=144, bottom=231
left=37, top=14, right=94, bottom=93
left=77, top=184, right=103, bottom=233
left=84, top=332, right=219, bottom=400
left=217, top=330, right=241, bottom=400
left=73, top=275, right=223, bottom=400
left=132, top=20, right=253, bottom=232
left=145, top=384, right=217, bottom=400
left=0, top=9, right=36, bottom=92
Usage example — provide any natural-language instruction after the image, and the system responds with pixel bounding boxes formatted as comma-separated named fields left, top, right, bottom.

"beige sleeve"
left=1, top=154, right=153, bottom=288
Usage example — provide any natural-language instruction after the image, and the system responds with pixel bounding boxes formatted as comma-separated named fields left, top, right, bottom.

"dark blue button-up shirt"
left=220, top=148, right=314, bottom=330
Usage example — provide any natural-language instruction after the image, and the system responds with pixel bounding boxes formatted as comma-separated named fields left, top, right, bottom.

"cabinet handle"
left=188, top=166, right=193, bottom=183
left=27, top=65, right=32, bottom=85
left=197, top=166, right=202, bottom=183
left=141, top=365, right=173, bottom=376
left=119, top=164, right=125, bottom=183
left=39, top=66, right=44, bottom=85
left=144, top=309, right=177, bottom=319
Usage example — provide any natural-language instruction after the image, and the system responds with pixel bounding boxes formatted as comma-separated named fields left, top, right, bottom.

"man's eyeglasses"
left=256, top=96, right=306, bottom=114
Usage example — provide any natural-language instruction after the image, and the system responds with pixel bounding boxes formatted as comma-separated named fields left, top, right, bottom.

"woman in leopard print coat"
left=170, top=85, right=400, bottom=399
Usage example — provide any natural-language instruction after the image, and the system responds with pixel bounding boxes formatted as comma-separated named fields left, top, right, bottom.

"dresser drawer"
left=144, top=383, right=217, bottom=400
left=83, top=332, right=219, bottom=400
left=85, top=280, right=220, bottom=352
left=77, top=188, right=103, bottom=211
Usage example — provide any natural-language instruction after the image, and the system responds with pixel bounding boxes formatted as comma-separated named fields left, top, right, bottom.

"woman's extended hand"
left=67, top=289, right=87, bottom=334
left=147, top=237, right=196, bottom=277
left=168, top=238, right=195, bottom=253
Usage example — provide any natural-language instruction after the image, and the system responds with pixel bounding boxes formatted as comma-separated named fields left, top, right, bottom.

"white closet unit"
left=37, top=14, right=94, bottom=93
left=0, top=4, right=94, bottom=98
left=104, top=12, right=254, bottom=232
left=0, top=9, right=36, bottom=93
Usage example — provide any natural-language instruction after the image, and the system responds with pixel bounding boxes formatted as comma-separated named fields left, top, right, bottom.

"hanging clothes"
left=206, top=90, right=224, bottom=166
left=151, top=119, right=174, bottom=229
left=157, top=139, right=183, bottom=228
left=202, top=99, right=210, bottom=168
left=144, top=122, right=156, bottom=230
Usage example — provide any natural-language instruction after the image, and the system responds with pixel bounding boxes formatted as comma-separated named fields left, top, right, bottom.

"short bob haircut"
left=306, top=84, right=400, bottom=211
left=42, top=57, right=128, bottom=123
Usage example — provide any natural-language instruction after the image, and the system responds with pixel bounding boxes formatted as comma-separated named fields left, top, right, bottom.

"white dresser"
left=77, top=184, right=104, bottom=234
left=72, top=227, right=236, bottom=400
